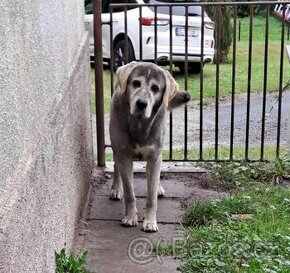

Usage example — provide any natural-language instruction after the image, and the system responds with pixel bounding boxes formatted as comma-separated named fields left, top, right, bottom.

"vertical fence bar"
left=169, top=113, right=173, bottom=160
left=261, top=5, right=269, bottom=161
left=139, top=6, right=143, bottom=61
left=169, top=5, right=173, bottom=160
left=154, top=6, right=157, bottom=64
left=169, top=111, right=173, bottom=160
left=94, top=0, right=105, bottom=167
left=215, top=5, right=221, bottom=160
left=184, top=5, right=189, bottom=160
left=238, top=20, right=241, bottom=41
left=124, top=7, right=128, bottom=64
left=169, top=5, right=173, bottom=73
left=230, top=5, right=237, bottom=161
left=245, top=4, right=253, bottom=161
left=184, top=5, right=189, bottom=77
left=199, top=6, right=205, bottom=161
left=110, top=6, right=114, bottom=96
left=276, top=4, right=286, bottom=158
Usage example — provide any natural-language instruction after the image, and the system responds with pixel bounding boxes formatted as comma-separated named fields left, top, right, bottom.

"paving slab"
left=74, top=169, right=226, bottom=273
left=93, top=174, right=189, bottom=198
left=104, top=161, right=206, bottom=173
left=80, top=220, right=183, bottom=273
left=87, top=196, right=183, bottom=224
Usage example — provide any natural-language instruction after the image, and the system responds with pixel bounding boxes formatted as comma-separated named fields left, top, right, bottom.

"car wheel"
left=177, top=62, right=202, bottom=74
left=113, top=39, right=135, bottom=71
left=188, top=63, right=202, bottom=74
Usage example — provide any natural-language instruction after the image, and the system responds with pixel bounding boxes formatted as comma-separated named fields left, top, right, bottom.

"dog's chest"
left=133, top=144, right=155, bottom=160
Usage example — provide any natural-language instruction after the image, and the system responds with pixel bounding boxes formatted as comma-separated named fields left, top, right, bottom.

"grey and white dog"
left=109, top=61, right=190, bottom=232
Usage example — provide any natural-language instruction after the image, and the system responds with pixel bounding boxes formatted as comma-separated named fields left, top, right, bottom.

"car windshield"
left=145, top=0, right=202, bottom=16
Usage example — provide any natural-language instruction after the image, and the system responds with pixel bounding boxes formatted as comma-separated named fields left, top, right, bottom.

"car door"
left=102, top=0, right=140, bottom=61
left=84, top=0, right=111, bottom=58
left=84, top=0, right=94, bottom=56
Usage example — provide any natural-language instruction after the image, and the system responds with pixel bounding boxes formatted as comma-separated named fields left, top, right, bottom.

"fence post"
left=94, top=0, right=106, bottom=167
left=238, top=20, right=241, bottom=41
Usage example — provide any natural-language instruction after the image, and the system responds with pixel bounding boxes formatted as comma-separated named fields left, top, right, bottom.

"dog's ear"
left=163, top=70, right=179, bottom=107
left=116, top=61, right=138, bottom=93
left=163, top=71, right=191, bottom=109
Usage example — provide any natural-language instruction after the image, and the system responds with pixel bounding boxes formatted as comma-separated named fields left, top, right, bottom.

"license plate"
left=175, top=27, right=198, bottom=37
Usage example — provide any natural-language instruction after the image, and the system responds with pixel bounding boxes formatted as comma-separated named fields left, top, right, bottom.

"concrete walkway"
left=74, top=165, right=225, bottom=273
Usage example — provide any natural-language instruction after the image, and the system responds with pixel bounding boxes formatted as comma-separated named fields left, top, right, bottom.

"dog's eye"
left=132, top=80, right=141, bottom=88
left=151, top=84, right=159, bottom=92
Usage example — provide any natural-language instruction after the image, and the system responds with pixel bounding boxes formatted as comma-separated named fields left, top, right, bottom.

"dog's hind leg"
left=142, top=156, right=161, bottom=232
left=118, top=158, right=138, bottom=227
left=110, top=161, right=124, bottom=200
left=158, top=183, right=165, bottom=197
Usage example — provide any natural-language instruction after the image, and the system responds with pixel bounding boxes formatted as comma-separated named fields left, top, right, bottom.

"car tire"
left=177, top=62, right=202, bottom=74
left=189, top=63, right=202, bottom=74
left=113, top=39, right=135, bottom=71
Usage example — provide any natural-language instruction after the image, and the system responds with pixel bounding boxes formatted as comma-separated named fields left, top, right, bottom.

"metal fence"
left=93, top=1, right=290, bottom=166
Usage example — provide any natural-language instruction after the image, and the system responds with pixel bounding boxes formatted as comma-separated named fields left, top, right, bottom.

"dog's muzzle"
left=136, top=99, right=148, bottom=110
left=130, top=96, right=152, bottom=119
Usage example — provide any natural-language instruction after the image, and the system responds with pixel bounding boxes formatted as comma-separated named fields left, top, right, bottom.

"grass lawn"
left=157, top=159, right=290, bottom=272
left=180, top=187, right=290, bottom=272
left=90, top=16, right=290, bottom=114
left=105, top=147, right=286, bottom=162
left=162, top=146, right=287, bottom=161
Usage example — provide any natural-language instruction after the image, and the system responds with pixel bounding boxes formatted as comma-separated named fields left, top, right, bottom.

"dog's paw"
left=142, top=220, right=158, bottom=232
left=183, top=92, right=191, bottom=103
left=158, top=185, right=165, bottom=197
left=121, top=216, right=138, bottom=227
left=109, top=188, right=123, bottom=200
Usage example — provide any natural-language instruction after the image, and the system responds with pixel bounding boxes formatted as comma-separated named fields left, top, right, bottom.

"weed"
left=181, top=221, right=290, bottom=273
left=55, top=248, right=89, bottom=273
left=161, top=186, right=290, bottom=273
left=184, top=194, right=257, bottom=226
left=202, top=156, right=290, bottom=191
left=158, top=158, right=290, bottom=272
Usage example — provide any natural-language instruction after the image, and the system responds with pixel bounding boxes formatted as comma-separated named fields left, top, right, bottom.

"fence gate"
left=92, top=0, right=290, bottom=167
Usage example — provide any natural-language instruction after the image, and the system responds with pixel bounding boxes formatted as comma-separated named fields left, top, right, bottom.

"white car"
left=84, top=0, right=215, bottom=73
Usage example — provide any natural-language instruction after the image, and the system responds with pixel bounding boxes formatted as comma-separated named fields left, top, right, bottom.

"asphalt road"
left=93, top=90, right=289, bottom=154
left=166, top=90, right=290, bottom=151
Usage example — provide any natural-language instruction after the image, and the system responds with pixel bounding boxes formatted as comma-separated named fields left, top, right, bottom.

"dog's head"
left=116, top=61, right=190, bottom=119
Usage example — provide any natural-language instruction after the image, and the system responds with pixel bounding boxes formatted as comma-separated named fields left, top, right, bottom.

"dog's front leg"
left=110, top=161, right=123, bottom=200
left=117, top=158, right=138, bottom=227
left=143, top=156, right=161, bottom=232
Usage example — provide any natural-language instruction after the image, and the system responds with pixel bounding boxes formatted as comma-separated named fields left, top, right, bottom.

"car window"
left=103, top=0, right=138, bottom=13
left=85, top=0, right=137, bottom=14
left=146, top=0, right=202, bottom=16
left=84, top=0, right=93, bottom=14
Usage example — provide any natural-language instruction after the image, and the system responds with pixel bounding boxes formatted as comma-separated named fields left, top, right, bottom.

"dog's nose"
left=136, top=99, right=148, bottom=110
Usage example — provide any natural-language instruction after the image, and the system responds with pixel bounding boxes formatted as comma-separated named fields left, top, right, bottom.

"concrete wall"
left=0, top=0, right=93, bottom=272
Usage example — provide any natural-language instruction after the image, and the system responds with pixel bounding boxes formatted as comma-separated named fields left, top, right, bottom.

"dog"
left=109, top=61, right=190, bottom=232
